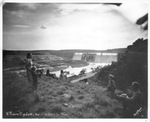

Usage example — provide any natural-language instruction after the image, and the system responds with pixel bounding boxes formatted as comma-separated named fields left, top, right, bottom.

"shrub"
left=36, top=107, right=46, bottom=113
left=50, top=105, right=63, bottom=114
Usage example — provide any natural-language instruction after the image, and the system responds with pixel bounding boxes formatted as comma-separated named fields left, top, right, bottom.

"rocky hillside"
left=96, top=38, right=148, bottom=116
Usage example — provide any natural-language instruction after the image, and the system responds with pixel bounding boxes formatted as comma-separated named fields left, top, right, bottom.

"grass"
left=50, top=104, right=63, bottom=114
left=3, top=70, right=124, bottom=118
left=3, top=72, right=39, bottom=118
left=76, top=88, right=123, bottom=118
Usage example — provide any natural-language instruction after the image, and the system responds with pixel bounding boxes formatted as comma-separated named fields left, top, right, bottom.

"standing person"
left=25, top=53, right=33, bottom=86
left=107, top=74, right=116, bottom=94
left=117, top=82, right=143, bottom=118
left=31, top=66, right=38, bottom=90
left=25, top=53, right=37, bottom=90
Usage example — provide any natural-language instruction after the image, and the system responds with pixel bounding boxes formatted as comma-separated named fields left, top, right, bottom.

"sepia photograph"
left=2, top=0, right=148, bottom=119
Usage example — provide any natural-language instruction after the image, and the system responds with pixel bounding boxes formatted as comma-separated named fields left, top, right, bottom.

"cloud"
left=17, top=3, right=41, bottom=10
left=3, top=3, right=41, bottom=19
left=12, top=24, right=31, bottom=28
left=10, top=10, right=26, bottom=18
left=3, top=3, right=61, bottom=29
left=58, top=4, right=111, bottom=15
left=40, top=25, right=47, bottom=29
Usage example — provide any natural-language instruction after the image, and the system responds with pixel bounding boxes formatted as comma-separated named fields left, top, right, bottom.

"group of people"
left=106, top=74, right=144, bottom=118
left=25, top=53, right=68, bottom=91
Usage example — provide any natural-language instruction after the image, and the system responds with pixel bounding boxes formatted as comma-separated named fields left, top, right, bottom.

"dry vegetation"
left=3, top=71, right=123, bottom=118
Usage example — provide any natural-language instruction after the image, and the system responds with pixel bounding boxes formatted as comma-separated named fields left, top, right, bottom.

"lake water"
left=51, top=63, right=110, bottom=77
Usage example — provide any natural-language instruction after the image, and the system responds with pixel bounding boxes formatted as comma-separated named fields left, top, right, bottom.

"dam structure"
left=72, top=53, right=83, bottom=60
left=73, top=53, right=118, bottom=63
left=48, top=51, right=119, bottom=63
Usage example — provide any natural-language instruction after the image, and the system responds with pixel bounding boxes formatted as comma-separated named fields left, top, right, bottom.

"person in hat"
left=107, top=74, right=116, bottom=94
left=117, top=82, right=143, bottom=117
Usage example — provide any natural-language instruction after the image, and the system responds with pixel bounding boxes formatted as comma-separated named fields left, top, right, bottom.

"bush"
left=36, top=107, right=46, bottom=113
left=50, top=105, right=63, bottom=114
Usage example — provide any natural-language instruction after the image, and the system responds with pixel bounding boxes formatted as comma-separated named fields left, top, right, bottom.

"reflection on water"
left=51, top=63, right=110, bottom=77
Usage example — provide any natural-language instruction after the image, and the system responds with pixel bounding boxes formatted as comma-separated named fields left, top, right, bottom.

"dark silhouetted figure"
left=31, top=66, right=38, bottom=90
left=79, top=68, right=86, bottom=75
left=46, top=69, right=57, bottom=79
left=107, top=74, right=116, bottom=94
left=25, top=53, right=38, bottom=90
left=46, top=69, right=50, bottom=76
left=60, top=70, right=64, bottom=79
left=59, top=70, right=67, bottom=79
left=117, top=82, right=143, bottom=118
left=25, top=53, right=33, bottom=84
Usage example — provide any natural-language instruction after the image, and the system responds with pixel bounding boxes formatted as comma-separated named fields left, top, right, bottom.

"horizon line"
left=3, top=47, right=126, bottom=51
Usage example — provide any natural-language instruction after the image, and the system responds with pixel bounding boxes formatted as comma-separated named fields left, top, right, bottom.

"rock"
left=62, top=94, right=74, bottom=101
left=63, top=103, right=69, bottom=107
left=63, top=94, right=71, bottom=99
left=76, top=90, right=82, bottom=94
left=69, top=96, right=74, bottom=101
left=78, top=96, right=84, bottom=100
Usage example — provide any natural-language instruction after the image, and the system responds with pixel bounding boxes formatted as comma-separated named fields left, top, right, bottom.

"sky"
left=3, top=2, right=148, bottom=50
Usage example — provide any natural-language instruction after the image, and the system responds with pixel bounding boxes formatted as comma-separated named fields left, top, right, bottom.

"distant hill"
left=3, top=48, right=126, bottom=57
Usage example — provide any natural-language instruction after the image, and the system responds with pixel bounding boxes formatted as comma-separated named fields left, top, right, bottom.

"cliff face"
left=116, top=38, right=147, bottom=89
left=97, top=38, right=148, bottom=105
